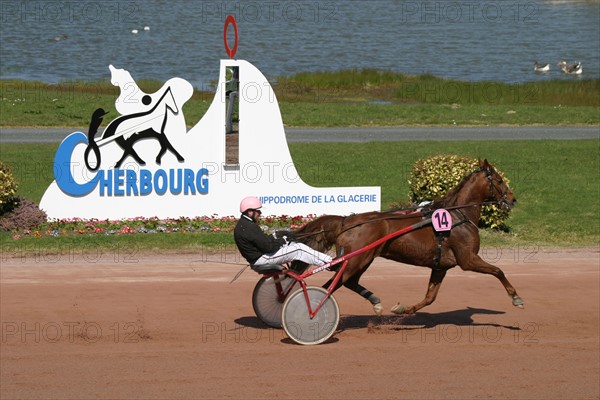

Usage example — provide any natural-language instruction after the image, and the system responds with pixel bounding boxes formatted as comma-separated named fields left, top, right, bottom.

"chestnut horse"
left=295, top=159, right=523, bottom=315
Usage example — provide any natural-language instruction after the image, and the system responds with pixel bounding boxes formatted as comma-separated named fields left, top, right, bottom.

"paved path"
left=0, top=126, right=598, bottom=143
left=285, top=126, right=599, bottom=142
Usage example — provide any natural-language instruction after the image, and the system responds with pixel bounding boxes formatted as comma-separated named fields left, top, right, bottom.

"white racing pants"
left=253, top=242, right=332, bottom=267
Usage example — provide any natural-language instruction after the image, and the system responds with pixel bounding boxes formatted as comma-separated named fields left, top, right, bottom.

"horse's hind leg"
left=391, top=268, right=447, bottom=314
left=459, top=254, right=524, bottom=308
left=115, top=138, right=146, bottom=168
left=115, top=148, right=146, bottom=168
left=343, top=272, right=383, bottom=315
left=321, top=276, right=382, bottom=315
left=322, top=261, right=383, bottom=315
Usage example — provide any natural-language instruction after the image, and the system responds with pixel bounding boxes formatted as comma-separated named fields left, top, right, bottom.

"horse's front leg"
left=391, top=268, right=447, bottom=314
left=115, top=138, right=145, bottom=168
left=459, top=254, right=524, bottom=308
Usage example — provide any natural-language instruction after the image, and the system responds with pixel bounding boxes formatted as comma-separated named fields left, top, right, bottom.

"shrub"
left=0, top=161, right=18, bottom=213
left=408, top=154, right=511, bottom=229
left=0, top=196, right=48, bottom=231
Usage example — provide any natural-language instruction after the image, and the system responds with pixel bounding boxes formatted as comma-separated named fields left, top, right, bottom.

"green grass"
left=1, top=143, right=56, bottom=200
left=1, top=140, right=598, bottom=249
left=0, top=79, right=213, bottom=127
left=278, top=102, right=599, bottom=126
left=1, top=70, right=598, bottom=250
left=279, top=69, right=600, bottom=106
left=2, top=70, right=599, bottom=127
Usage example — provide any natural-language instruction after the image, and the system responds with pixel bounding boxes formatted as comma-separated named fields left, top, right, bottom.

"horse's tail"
left=84, top=108, right=107, bottom=171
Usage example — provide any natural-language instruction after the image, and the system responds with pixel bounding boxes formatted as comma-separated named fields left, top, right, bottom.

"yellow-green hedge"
left=0, top=161, right=18, bottom=212
left=408, top=154, right=511, bottom=229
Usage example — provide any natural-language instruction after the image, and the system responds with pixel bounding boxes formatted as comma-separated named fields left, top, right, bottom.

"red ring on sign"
left=223, top=15, right=238, bottom=59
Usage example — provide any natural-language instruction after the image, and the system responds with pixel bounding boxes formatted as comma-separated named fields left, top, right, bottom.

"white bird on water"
left=131, top=26, right=150, bottom=34
left=534, top=62, right=550, bottom=73
left=558, top=60, right=583, bottom=75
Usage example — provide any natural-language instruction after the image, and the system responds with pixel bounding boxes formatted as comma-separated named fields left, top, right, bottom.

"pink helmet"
left=239, top=196, right=262, bottom=213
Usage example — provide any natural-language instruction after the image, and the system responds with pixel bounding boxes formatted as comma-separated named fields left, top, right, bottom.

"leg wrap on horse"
left=359, top=289, right=381, bottom=305
left=345, top=280, right=381, bottom=305
left=337, top=272, right=383, bottom=315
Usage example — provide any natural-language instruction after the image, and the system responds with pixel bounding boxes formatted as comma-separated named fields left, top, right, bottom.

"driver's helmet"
left=239, top=196, right=262, bottom=213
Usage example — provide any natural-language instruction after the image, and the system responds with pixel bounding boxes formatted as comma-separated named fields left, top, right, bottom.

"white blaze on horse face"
left=164, top=90, right=179, bottom=114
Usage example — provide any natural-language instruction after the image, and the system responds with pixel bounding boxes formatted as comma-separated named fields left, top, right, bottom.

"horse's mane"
left=431, top=167, right=484, bottom=208
left=293, top=215, right=345, bottom=252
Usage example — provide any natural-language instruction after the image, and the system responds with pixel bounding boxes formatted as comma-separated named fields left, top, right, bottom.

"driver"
left=234, top=196, right=333, bottom=268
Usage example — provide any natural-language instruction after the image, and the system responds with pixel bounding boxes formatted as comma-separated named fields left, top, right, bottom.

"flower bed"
left=10, top=215, right=316, bottom=240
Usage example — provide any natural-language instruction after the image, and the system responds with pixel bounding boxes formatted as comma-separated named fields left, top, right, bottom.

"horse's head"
left=162, top=87, right=179, bottom=114
left=478, top=159, right=516, bottom=211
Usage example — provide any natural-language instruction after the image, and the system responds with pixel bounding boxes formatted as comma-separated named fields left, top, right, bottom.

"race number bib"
left=432, top=209, right=452, bottom=232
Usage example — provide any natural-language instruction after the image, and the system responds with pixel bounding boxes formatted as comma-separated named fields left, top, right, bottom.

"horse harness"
left=422, top=207, right=471, bottom=269
left=294, top=166, right=509, bottom=268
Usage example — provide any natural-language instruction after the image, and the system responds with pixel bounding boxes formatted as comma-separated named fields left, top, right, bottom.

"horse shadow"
left=234, top=316, right=274, bottom=330
left=338, top=306, right=520, bottom=333
left=234, top=306, right=519, bottom=335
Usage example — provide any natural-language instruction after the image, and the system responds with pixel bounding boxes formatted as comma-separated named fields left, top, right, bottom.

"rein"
left=336, top=201, right=498, bottom=234
left=292, top=229, right=333, bottom=240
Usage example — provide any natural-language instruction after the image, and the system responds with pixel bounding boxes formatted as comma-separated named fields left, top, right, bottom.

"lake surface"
left=1, top=0, right=599, bottom=87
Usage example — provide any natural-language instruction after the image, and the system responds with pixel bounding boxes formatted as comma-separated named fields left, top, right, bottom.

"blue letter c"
left=54, top=132, right=99, bottom=197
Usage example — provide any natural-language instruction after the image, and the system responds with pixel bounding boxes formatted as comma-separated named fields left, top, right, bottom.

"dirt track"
left=1, top=247, right=599, bottom=399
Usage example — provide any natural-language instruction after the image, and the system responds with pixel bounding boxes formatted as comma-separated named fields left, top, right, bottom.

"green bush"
left=0, top=161, right=18, bottom=214
left=408, top=154, right=511, bottom=229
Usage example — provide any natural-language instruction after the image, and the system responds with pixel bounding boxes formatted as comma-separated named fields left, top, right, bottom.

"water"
left=1, top=0, right=599, bottom=87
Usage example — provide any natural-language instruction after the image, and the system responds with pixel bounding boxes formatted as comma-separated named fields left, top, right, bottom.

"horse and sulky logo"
left=40, top=16, right=380, bottom=220
left=54, top=65, right=208, bottom=198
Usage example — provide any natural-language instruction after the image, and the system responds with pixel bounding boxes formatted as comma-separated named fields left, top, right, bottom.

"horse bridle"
left=482, top=167, right=512, bottom=208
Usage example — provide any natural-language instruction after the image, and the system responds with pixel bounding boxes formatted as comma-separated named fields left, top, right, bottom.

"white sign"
left=40, top=59, right=380, bottom=219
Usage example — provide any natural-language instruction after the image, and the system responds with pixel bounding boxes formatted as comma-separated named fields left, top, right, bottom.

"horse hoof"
left=512, top=295, right=524, bottom=308
left=391, top=303, right=405, bottom=314
left=373, top=303, right=383, bottom=316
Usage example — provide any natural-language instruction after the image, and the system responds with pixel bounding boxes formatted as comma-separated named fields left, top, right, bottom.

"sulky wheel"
left=281, top=286, right=339, bottom=345
left=252, top=274, right=297, bottom=328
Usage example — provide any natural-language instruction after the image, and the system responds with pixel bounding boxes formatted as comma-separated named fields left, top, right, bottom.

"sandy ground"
left=1, top=247, right=599, bottom=399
